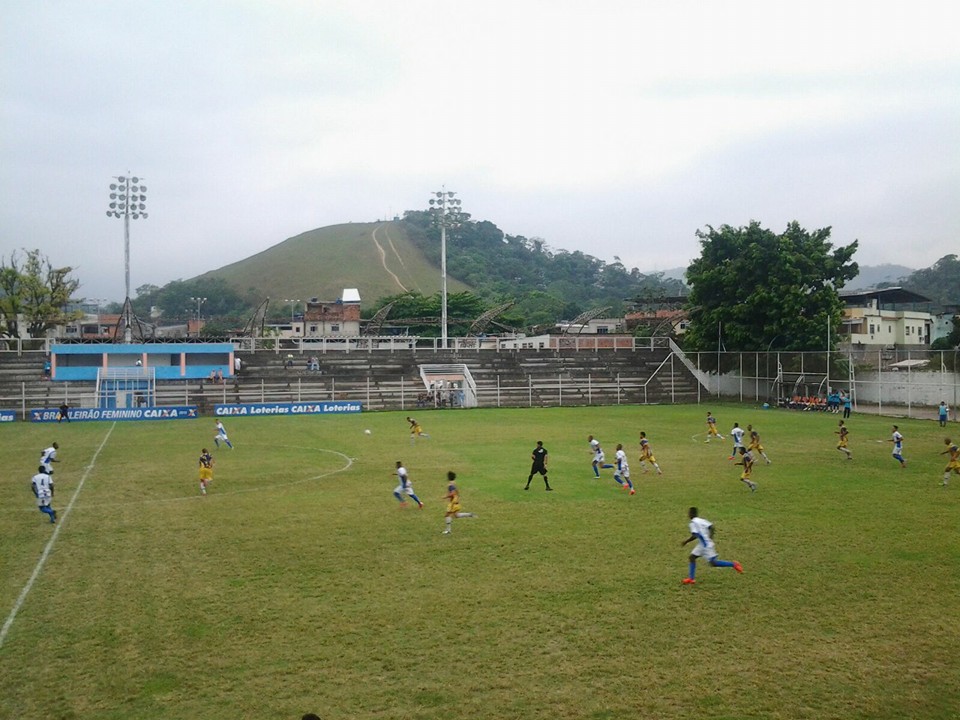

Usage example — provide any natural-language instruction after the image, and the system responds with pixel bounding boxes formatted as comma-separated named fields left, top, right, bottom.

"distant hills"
left=191, top=217, right=918, bottom=315
left=655, top=263, right=914, bottom=291
left=845, top=263, right=914, bottom=290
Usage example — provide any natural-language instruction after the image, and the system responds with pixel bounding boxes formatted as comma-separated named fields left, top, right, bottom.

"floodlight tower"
left=106, top=175, right=148, bottom=342
left=190, top=297, right=207, bottom=337
left=428, top=188, right=463, bottom=349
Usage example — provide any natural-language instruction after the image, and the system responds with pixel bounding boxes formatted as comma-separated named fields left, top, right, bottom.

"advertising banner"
left=29, top=406, right=199, bottom=423
left=214, top=401, right=362, bottom=417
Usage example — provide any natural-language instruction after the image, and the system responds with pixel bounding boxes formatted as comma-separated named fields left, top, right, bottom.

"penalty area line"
left=0, top=423, right=116, bottom=650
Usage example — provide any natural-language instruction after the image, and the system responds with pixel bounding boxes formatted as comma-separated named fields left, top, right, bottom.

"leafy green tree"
left=0, top=249, right=81, bottom=338
left=931, top=317, right=959, bottom=351
left=0, top=264, right=25, bottom=337
left=132, top=278, right=251, bottom=322
left=399, top=211, right=683, bottom=330
left=684, top=221, right=858, bottom=351
left=368, top=291, right=489, bottom=337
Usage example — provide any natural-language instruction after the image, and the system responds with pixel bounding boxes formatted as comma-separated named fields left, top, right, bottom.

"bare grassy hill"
left=195, top=221, right=471, bottom=308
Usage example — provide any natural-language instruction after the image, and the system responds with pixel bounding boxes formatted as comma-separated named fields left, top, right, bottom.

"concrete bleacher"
left=228, top=347, right=701, bottom=410
left=0, top=345, right=704, bottom=417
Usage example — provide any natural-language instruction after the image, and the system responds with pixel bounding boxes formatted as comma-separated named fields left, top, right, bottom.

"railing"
left=11, top=343, right=954, bottom=419
left=1, top=334, right=674, bottom=355
left=230, top=335, right=672, bottom=353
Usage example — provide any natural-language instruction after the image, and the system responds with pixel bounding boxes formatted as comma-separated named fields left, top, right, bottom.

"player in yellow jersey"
left=406, top=416, right=431, bottom=444
left=941, top=438, right=959, bottom=487
left=735, top=447, right=757, bottom=492
left=198, top=448, right=214, bottom=495
left=746, top=424, right=771, bottom=465
left=835, top=420, right=852, bottom=460
left=638, top=431, right=662, bottom=475
left=705, top=412, right=724, bottom=443
left=442, top=471, right=477, bottom=534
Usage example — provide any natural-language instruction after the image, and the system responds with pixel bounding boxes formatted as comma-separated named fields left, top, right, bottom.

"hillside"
left=194, top=221, right=471, bottom=308
left=847, top=263, right=914, bottom=290
left=654, top=263, right=915, bottom=290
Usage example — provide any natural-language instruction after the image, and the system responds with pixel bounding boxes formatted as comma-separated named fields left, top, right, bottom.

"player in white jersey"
left=613, top=443, right=636, bottom=495
left=588, top=435, right=614, bottom=478
left=40, top=442, right=59, bottom=475
left=393, top=461, right=424, bottom=508
left=214, top=420, right=234, bottom=449
left=31, top=466, right=57, bottom=524
left=729, top=423, right=745, bottom=459
left=680, top=506, right=742, bottom=584
left=890, top=425, right=906, bottom=468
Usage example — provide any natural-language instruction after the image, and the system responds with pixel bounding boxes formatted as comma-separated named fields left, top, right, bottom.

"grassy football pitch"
left=1, top=404, right=959, bottom=719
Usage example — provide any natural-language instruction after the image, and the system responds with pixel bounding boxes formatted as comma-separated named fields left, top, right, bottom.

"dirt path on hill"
left=382, top=225, right=421, bottom=292
left=370, top=224, right=408, bottom=293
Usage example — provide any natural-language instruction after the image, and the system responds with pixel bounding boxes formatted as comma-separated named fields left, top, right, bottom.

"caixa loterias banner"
left=214, top=401, right=362, bottom=416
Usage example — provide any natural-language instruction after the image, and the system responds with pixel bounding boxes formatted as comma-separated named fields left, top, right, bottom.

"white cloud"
left=1, top=0, right=958, bottom=299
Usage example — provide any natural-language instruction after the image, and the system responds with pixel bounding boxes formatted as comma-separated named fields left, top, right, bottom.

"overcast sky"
left=2, top=1, right=958, bottom=302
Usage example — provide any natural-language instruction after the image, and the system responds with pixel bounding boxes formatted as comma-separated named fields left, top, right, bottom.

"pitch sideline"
left=0, top=423, right=116, bottom=650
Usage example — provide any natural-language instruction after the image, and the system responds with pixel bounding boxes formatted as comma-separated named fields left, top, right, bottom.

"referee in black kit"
left=525, top=440, right=552, bottom=491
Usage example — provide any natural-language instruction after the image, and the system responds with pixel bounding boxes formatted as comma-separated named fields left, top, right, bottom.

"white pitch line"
left=0, top=423, right=116, bottom=650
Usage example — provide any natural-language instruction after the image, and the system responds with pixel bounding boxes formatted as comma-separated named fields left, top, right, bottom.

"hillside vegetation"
left=194, top=221, right=471, bottom=309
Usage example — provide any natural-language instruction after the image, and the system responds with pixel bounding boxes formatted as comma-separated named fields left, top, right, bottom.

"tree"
left=398, top=211, right=686, bottom=329
left=131, top=278, right=251, bottom=321
left=902, top=254, right=960, bottom=310
left=0, top=249, right=81, bottom=338
left=683, top=221, right=858, bottom=352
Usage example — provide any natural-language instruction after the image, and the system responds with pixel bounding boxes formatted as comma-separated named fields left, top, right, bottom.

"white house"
left=838, top=287, right=934, bottom=347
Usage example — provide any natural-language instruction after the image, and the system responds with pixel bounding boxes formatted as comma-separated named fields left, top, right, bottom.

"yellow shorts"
left=643, top=454, right=657, bottom=464
left=199, top=468, right=213, bottom=481
left=837, top=438, right=848, bottom=449
left=447, top=501, right=461, bottom=514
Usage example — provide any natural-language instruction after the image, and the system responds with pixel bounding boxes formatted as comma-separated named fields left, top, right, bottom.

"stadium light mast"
left=428, top=188, right=463, bottom=349
left=190, top=297, right=207, bottom=337
left=283, top=298, right=301, bottom=330
left=106, top=174, right=148, bottom=342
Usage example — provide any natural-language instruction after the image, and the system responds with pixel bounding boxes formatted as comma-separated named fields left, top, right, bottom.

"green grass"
left=2, top=405, right=959, bottom=719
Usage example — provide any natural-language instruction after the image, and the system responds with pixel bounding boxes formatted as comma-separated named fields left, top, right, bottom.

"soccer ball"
left=364, top=429, right=372, bottom=435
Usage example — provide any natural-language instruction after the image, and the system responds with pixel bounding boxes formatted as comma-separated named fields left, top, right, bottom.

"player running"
left=729, top=422, right=746, bottom=459
left=40, top=442, right=59, bottom=475
left=393, top=461, right=424, bottom=508
left=680, top=506, right=743, bottom=584
left=705, top=412, right=724, bottom=443
left=31, top=466, right=57, bottom=524
left=746, top=425, right=771, bottom=465
left=198, top=448, right=214, bottom=495
left=406, top=416, right=431, bottom=443
left=835, top=420, right=852, bottom=460
left=613, top=443, right=636, bottom=495
left=890, top=425, right=906, bottom=468
left=941, top=438, right=959, bottom=487
left=735, top=447, right=757, bottom=492
left=214, top=420, right=234, bottom=449
left=638, top=431, right=662, bottom=475
left=442, top=471, right=477, bottom=534
left=588, top=435, right=614, bottom=478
